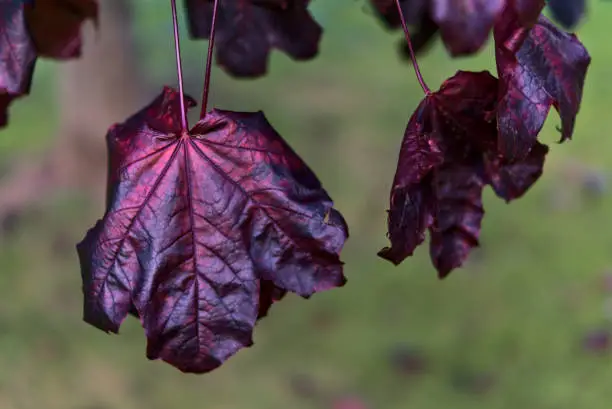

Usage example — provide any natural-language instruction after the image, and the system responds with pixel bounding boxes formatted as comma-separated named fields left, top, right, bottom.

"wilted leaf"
left=377, top=99, right=443, bottom=265
left=429, top=158, right=485, bottom=277
left=380, top=70, right=549, bottom=277
left=77, top=87, right=348, bottom=373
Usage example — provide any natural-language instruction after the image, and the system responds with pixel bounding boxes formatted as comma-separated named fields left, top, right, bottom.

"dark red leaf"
left=377, top=99, right=443, bottom=264
left=433, top=69, right=498, bottom=148
left=0, top=0, right=37, bottom=127
left=429, top=158, right=485, bottom=278
left=494, top=13, right=591, bottom=161
left=484, top=141, right=548, bottom=202
left=24, top=0, right=98, bottom=59
left=184, top=0, right=321, bottom=78
left=380, top=70, right=552, bottom=277
left=430, top=0, right=504, bottom=56
left=77, top=87, right=348, bottom=373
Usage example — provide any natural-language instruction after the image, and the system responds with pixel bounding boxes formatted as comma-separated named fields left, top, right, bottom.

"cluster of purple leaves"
left=0, top=0, right=593, bottom=374
left=377, top=2, right=591, bottom=276
left=370, top=0, right=587, bottom=58
left=181, top=0, right=588, bottom=78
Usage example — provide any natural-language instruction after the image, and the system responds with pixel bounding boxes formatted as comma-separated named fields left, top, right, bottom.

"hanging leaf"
left=379, top=71, right=548, bottom=277
left=184, top=0, right=321, bottom=77
left=494, top=11, right=591, bottom=161
left=77, top=87, right=348, bottom=373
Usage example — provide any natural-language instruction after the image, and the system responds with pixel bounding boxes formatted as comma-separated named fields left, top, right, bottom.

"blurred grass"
left=1, top=1, right=612, bottom=408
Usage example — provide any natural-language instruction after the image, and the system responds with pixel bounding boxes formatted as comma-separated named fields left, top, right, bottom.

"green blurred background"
left=0, top=1, right=611, bottom=408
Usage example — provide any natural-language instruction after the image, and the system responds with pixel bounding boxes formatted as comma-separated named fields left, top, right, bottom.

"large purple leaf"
left=77, top=87, right=348, bottom=373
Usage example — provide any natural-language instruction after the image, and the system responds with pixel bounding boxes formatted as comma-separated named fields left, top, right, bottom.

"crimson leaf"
left=494, top=12, right=591, bottom=161
left=429, top=158, right=485, bottom=277
left=184, top=0, right=321, bottom=78
left=379, top=71, right=548, bottom=277
left=77, top=87, right=348, bottom=373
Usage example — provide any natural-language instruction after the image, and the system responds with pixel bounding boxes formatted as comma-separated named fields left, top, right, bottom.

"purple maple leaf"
left=77, top=87, right=348, bottom=373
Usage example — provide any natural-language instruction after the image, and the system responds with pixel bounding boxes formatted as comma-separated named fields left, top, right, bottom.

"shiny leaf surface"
left=77, top=87, right=348, bottom=373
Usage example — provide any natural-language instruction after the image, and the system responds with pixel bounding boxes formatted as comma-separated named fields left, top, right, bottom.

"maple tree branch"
left=200, top=0, right=220, bottom=118
left=170, top=0, right=188, bottom=130
left=393, top=0, right=430, bottom=95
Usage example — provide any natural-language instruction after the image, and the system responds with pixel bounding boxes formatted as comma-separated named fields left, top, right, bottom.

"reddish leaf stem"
left=393, top=0, right=430, bottom=95
left=200, top=0, right=220, bottom=118
left=170, top=0, right=188, bottom=131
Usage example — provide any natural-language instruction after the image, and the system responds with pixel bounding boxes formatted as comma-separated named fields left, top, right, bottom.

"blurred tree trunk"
left=0, top=0, right=147, bottom=220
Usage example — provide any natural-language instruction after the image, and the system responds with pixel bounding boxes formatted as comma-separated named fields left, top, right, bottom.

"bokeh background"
left=0, top=1, right=610, bottom=408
